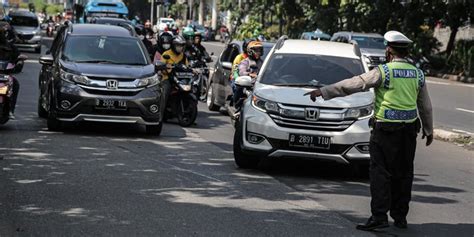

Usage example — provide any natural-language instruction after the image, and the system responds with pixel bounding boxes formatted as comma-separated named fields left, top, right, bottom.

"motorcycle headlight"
left=344, top=104, right=374, bottom=120
left=179, top=84, right=192, bottom=91
left=60, top=70, right=89, bottom=85
left=251, top=95, right=279, bottom=114
left=136, top=74, right=159, bottom=87
left=0, top=75, right=9, bottom=82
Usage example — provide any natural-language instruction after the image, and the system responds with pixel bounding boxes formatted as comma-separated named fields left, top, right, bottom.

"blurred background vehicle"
left=331, top=32, right=386, bottom=69
left=8, top=10, right=42, bottom=53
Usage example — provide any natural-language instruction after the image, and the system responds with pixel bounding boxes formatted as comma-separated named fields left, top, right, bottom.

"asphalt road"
left=0, top=40, right=472, bottom=236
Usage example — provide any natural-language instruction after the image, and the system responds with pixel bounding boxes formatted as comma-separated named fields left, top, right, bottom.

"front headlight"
left=251, top=95, right=279, bottom=113
left=136, top=74, right=159, bottom=87
left=344, top=104, right=374, bottom=120
left=60, top=69, right=89, bottom=85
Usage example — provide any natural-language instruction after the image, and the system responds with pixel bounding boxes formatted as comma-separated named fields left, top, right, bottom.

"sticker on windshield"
left=98, top=38, right=106, bottom=49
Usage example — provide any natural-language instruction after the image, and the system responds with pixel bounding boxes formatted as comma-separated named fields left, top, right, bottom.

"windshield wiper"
left=273, top=83, right=324, bottom=88
left=75, top=60, right=120, bottom=64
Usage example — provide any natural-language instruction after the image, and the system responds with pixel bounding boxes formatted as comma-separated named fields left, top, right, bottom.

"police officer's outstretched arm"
left=417, top=82, right=434, bottom=146
left=304, top=68, right=382, bottom=102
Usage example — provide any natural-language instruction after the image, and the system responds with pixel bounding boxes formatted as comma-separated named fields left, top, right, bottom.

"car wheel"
left=37, top=96, right=48, bottom=118
left=206, top=83, right=220, bottom=111
left=233, top=121, right=260, bottom=169
left=146, top=122, right=163, bottom=136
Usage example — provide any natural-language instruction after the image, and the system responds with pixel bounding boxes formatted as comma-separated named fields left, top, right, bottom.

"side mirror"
left=39, top=55, right=54, bottom=65
left=222, top=61, right=232, bottom=70
left=17, top=54, right=28, bottom=61
left=235, top=76, right=253, bottom=87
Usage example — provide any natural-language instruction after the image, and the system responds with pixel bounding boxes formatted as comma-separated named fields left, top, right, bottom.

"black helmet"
left=171, top=35, right=186, bottom=54
left=158, top=32, right=173, bottom=51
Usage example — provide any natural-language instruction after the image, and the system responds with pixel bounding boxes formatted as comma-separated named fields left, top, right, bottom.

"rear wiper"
left=273, top=83, right=324, bottom=88
left=75, top=60, right=120, bottom=64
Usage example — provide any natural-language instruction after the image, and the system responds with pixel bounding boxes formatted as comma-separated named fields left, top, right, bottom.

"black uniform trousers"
left=369, top=121, right=419, bottom=222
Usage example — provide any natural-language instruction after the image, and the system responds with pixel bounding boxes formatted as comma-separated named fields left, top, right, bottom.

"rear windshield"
left=62, top=36, right=148, bottom=65
left=352, top=36, right=385, bottom=49
left=260, top=54, right=364, bottom=86
left=10, top=16, right=39, bottom=27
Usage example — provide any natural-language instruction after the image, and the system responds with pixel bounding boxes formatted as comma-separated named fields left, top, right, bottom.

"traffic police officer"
left=305, top=31, right=433, bottom=231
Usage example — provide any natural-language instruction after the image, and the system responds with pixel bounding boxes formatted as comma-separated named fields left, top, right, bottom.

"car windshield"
left=62, top=36, right=148, bottom=65
left=260, top=54, right=364, bottom=87
left=352, top=36, right=385, bottom=49
left=10, top=16, right=38, bottom=27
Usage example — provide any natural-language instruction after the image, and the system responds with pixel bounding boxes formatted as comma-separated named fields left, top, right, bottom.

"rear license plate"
left=289, top=134, right=331, bottom=149
left=95, top=99, right=127, bottom=110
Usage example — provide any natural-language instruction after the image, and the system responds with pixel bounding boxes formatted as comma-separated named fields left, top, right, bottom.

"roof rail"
left=275, top=35, right=288, bottom=50
left=117, top=23, right=136, bottom=36
left=353, top=43, right=362, bottom=57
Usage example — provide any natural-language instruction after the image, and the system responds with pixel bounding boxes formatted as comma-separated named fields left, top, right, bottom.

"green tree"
left=445, top=1, right=471, bottom=56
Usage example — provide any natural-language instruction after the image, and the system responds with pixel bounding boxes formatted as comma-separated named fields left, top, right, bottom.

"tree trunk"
left=446, top=26, right=458, bottom=56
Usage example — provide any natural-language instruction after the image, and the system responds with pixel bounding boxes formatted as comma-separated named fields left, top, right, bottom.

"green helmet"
left=182, top=27, right=195, bottom=40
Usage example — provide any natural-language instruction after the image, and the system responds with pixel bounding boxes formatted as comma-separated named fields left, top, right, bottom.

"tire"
left=46, top=93, right=61, bottom=131
left=146, top=122, right=163, bottom=136
left=233, top=121, right=260, bottom=169
left=177, top=99, right=197, bottom=127
left=206, top=83, right=220, bottom=111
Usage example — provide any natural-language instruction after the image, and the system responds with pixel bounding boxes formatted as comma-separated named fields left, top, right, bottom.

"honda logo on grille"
left=305, top=108, right=320, bottom=121
left=106, top=80, right=118, bottom=90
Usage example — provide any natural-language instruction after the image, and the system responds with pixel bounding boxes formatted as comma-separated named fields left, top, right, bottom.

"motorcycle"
left=189, top=58, right=212, bottom=101
left=220, top=31, right=229, bottom=43
left=0, top=55, right=27, bottom=125
left=159, top=56, right=199, bottom=127
left=227, top=76, right=253, bottom=129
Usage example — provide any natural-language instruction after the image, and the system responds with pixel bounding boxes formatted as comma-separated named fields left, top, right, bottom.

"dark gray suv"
left=38, top=24, right=164, bottom=135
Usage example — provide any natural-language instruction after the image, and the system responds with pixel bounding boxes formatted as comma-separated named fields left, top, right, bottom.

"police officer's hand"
left=304, top=89, right=322, bottom=102
left=422, top=133, right=433, bottom=146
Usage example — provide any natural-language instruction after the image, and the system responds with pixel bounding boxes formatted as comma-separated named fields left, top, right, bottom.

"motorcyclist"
left=45, top=16, right=55, bottom=24
left=233, top=41, right=264, bottom=108
left=182, top=29, right=200, bottom=62
left=219, top=25, right=229, bottom=42
left=0, top=28, right=20, bottom=119
left=153, top=31, right=173, bottom=62
left=160, top=35, right=189, bottom=107
left=193, top=32, right=212, bottom=63
left=135, top=25, right=154, bottom=59
left=232, top=39, right=254, bottom=81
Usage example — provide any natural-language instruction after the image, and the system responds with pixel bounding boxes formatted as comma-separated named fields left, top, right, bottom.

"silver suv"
left=331, top=32, right=386, bottom=69
left=233, top=39, right=373, bottom=170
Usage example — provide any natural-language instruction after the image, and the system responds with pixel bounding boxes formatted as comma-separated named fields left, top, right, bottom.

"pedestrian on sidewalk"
left=305, top=31, right=434, bottom=231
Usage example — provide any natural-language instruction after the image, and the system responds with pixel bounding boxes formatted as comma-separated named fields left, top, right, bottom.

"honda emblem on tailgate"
left=106, top=80, right=118, bottom=90
left=305, top=108, right=320, bottom=121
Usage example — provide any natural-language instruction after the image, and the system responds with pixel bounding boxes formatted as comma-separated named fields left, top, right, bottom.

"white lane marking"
left=456, top=108, right=474, bottom=114
left=426, top=81, right=450, bottom=85
left=452, top=129, right=473, bottom=135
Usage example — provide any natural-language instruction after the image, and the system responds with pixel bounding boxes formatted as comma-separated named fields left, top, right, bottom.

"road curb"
left=433, top=128, right=472, bottom=144
left=432, top=74, right=474, bottom=84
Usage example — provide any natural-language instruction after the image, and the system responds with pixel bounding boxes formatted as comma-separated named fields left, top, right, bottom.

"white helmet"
left=384, top=31, right=412, bottom=48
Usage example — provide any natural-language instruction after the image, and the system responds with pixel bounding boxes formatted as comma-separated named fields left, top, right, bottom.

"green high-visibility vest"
left=375, top=61, right=425, bottom=122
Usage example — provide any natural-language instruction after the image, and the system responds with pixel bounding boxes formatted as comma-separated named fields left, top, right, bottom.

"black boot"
left=394, top=219, right=408, bottom=229
left=356, top=216, right=389, bottom=231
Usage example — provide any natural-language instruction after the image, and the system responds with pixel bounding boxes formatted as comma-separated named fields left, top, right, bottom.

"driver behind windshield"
left=0, top=28, right=20, bottom=119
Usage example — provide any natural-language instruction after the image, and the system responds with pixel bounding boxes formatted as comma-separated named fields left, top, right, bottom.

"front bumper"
left=240, top=101, right=371, bottom=164
left=14, top=35, right=42, bottom=48
left=53, top=80, right=163, bottom=125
